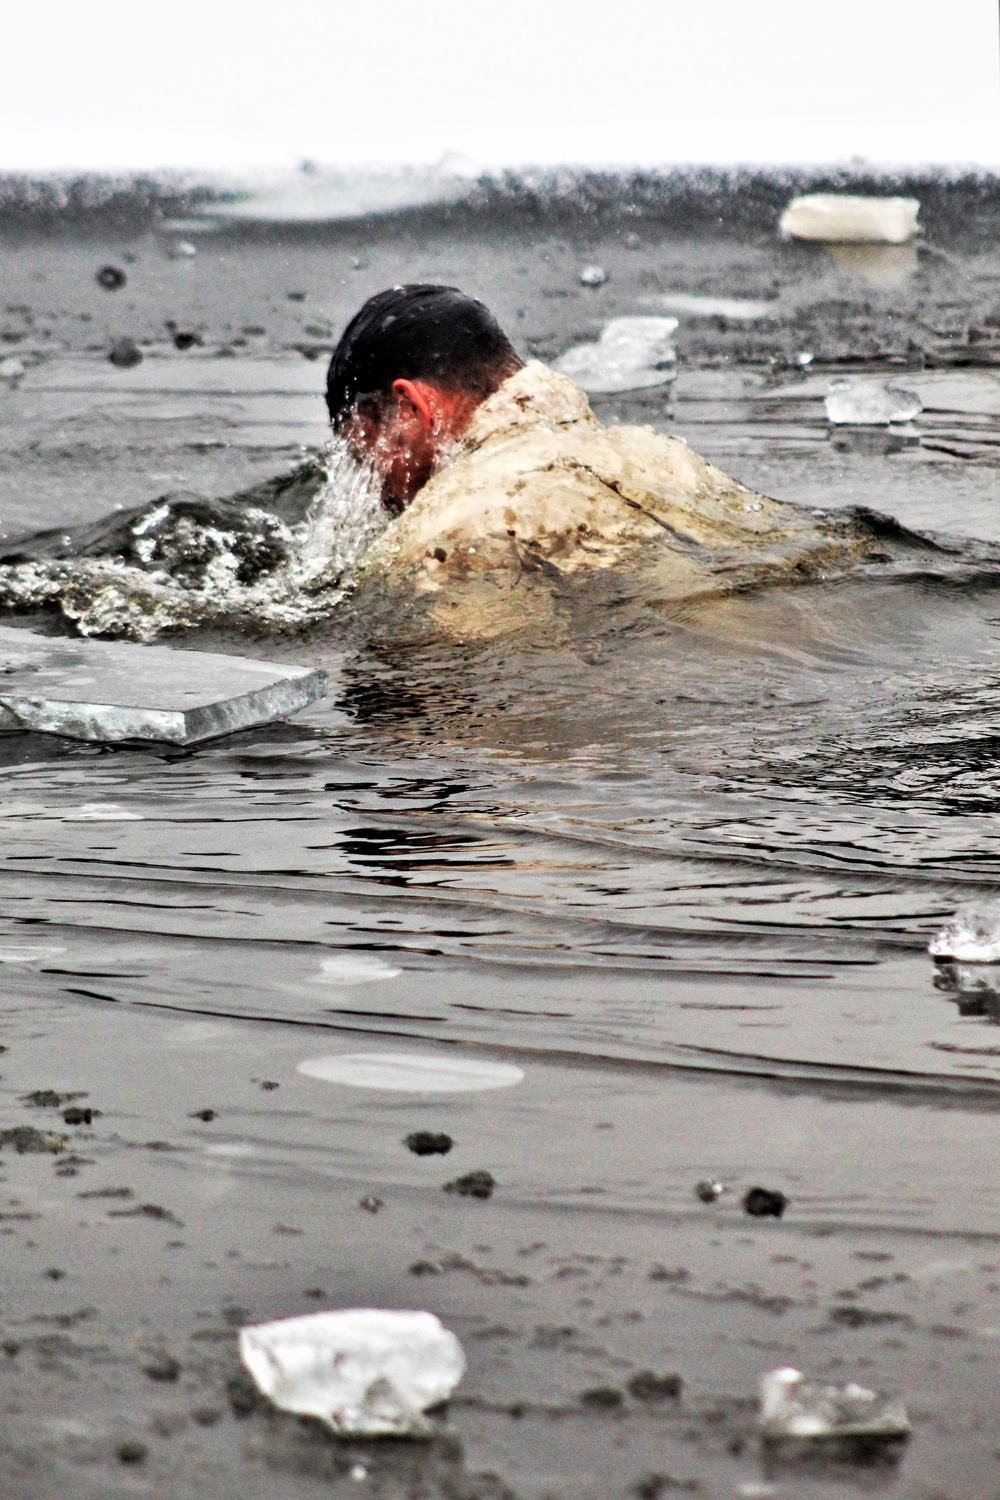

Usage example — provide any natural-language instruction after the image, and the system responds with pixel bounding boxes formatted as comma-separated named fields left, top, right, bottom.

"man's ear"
left=391, top=378, right=435, bottom=432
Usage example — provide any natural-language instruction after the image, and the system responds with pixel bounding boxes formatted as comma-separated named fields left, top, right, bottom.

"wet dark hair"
left=325, top=284, right=523, bottom=430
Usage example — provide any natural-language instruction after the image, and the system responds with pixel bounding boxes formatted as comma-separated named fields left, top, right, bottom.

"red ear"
left=391, top=378, right=435, bottom=431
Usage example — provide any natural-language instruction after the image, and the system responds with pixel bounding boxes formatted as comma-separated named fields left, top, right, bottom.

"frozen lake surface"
left=3, top=214, right=1000, bottom=1496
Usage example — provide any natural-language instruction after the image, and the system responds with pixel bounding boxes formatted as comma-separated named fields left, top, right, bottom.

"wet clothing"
left=352, top=361, right=870, bottom=638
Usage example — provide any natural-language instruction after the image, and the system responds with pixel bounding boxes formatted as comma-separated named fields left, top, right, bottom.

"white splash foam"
left=929, top=903, right=1000, bottom=962
left=0, top=438, right=387, bottom=642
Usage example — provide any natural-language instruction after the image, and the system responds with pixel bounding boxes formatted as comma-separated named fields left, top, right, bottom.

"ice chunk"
left=0, top=357, right=26, bottom=382
left=239, top=1308, right=465, bottom=1436
left=930, top=902, right=1000, bottom=962
left=552, top=316, right=678, bottom=394
left=578, top=264, right=608, bottom=287
left=779, top=194, right=920, bottom=244
left=759, top=1367, right=910, bottom=1440
left=0, top=626, right=326, bottom=745
left=825, top=379, right=922, bottom=426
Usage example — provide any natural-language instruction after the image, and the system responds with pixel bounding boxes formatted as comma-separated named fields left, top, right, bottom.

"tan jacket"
left=355, top=361, right=866, bottom=639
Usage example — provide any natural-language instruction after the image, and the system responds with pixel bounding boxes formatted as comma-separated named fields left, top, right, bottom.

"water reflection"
left=830, top=425, right=919, bottom=456
left=825, top=242, right=920, bottom=287
left=933, top=959, right=1000, bottom=1020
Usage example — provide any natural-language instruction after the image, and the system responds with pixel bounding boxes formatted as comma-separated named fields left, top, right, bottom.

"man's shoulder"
left=463, top=361, right=596, bottom=450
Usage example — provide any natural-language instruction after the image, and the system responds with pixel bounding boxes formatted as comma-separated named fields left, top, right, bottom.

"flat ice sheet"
left=0, top=626, right=328, bottom=744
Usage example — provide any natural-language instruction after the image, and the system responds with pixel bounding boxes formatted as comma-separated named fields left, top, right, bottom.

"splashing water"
left=0, top=437, right=387, bottom=640
left=291, top=439, right=386, bottom=594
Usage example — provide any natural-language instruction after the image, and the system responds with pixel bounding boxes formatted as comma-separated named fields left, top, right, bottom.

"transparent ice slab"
left=0, top=626, right=327, bottom=745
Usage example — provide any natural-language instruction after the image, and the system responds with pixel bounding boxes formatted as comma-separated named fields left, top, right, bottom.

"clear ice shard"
left=825, top=379, right=922, bottom=426
left=239, top=1308, right=466, bottom=1436
left=0, top=626, right=327, bottom=745
left=759, top=1367, right=910, bottom=1440
left=779, top=194, right=920, bottom=244
left=552, top=316, right=678, bottom=394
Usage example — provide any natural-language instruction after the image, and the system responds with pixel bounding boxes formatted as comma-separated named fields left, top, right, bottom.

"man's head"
left=326, top=285, right=523, bottom=510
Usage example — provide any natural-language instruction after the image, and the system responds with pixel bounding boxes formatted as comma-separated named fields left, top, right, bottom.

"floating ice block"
left=825, top=379, right=922, bottom=425
left=779, top=194, right=920, bottom=244
left=759, top=1367, right=910, bottom=1440
left=0, top=626, right=327, bottom=745
left=930, top=901, right=1000, bottom=962
left=553, top=316, right=678, bottom=394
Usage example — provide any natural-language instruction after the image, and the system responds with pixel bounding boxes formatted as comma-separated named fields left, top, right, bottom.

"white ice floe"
left=552, top=316, right=678, bottom=394
left=239, top=1308, right=465, bottom=1436
left=297, top=1051, right=524, bottom=1092
left=825, top=379, right=922, bottom=426
left=64, top=803, right=145, bottom=821
left=779, top=194, right=920, bottom=244
left=578, top=264, right=608, bottom=287
left=310, top=955, right=402, bottom=984
left=651, top=293, right=776, bottom=320
left=759, top=1367, right=910, bottom=1440
left=929, top=903, right=1000, bottom=962
left=0, top=800, right=141, bottom=821
left=0, top=944, right=66, bottom=963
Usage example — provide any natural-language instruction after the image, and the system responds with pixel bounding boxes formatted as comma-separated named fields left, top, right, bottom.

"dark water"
left=5, top=214, right=1000, bottom=1497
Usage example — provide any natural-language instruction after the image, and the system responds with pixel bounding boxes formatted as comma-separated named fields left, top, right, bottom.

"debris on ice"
left=743, top=1186, right=787, bottom=1218
left=444, top=1169, right=495, bottom=1199
left=239, top=1308, right=465, bottom=1436
left=825, top=379, right=922, bottom=426
left=553, top=316, right=678, bottom=394
left=930, top=902, right=1000, bottom=962
left=759, top=1367, right=910, bottom=1441
left=108, top=338, right=143, bottom=369
left=96, top=264, right=127, bottom=290
left=695, top=1179, right=725, bottom=1203
left=779, top=195, right=920, bottom=244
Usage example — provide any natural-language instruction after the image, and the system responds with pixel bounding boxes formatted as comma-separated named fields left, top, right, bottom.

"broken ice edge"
left=0, top=667, right=328, bottom=746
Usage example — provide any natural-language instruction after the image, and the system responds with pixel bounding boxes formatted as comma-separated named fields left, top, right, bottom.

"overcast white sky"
left=3, top=0, right=999, bottom=173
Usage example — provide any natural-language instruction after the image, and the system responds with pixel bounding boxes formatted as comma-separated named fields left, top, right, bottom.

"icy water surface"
left=6, top=224, right=1000, bottom=1497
